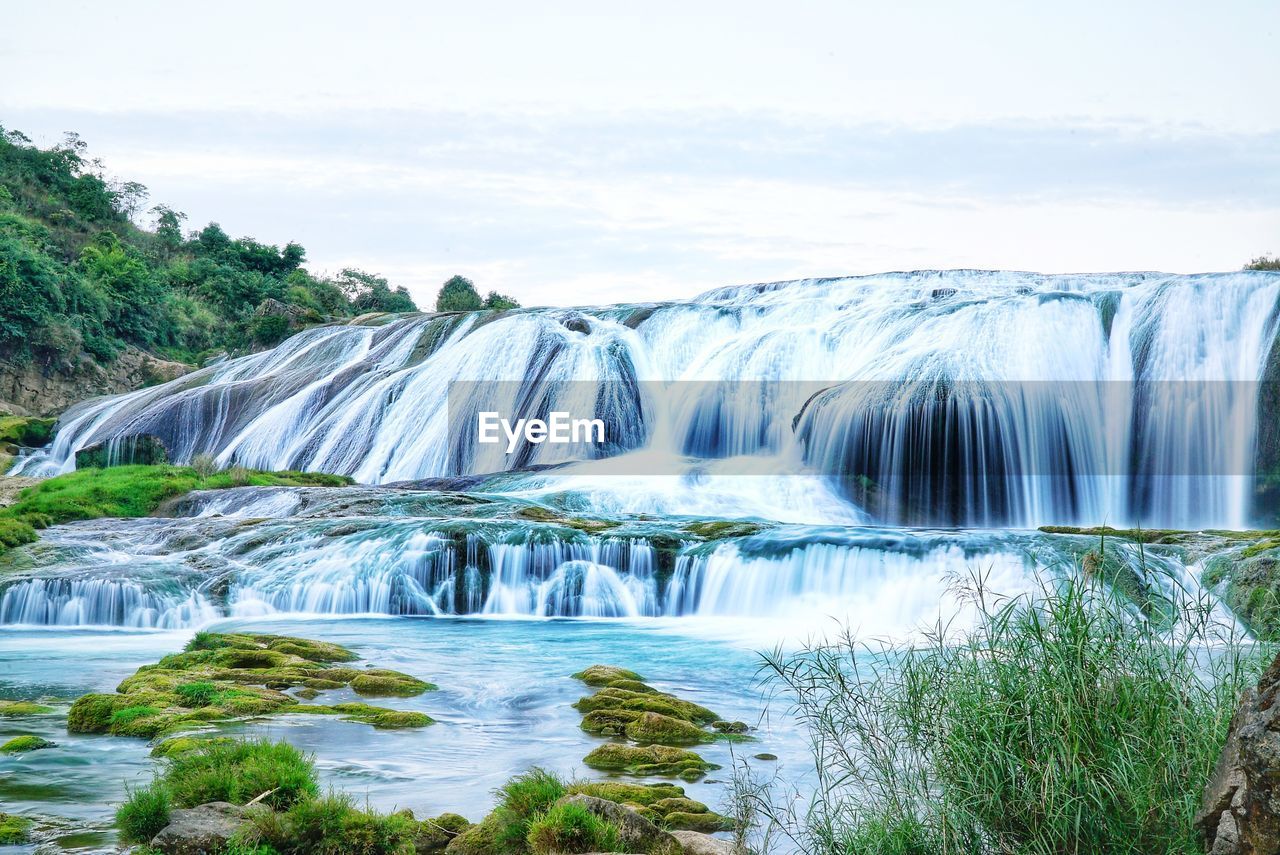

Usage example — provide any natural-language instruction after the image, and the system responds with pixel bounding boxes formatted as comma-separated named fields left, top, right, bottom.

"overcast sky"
left=3, top=1, right=1278, bottom=307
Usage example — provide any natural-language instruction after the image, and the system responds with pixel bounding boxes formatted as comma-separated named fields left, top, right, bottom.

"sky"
left=2, top=1, right=1278, bottom=308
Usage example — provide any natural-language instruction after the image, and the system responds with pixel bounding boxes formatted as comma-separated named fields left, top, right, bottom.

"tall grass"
left=752, top=569, right=1261, bottom=855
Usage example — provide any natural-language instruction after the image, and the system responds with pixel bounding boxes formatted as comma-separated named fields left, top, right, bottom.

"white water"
left=18, top=271, right=1280, bottom=529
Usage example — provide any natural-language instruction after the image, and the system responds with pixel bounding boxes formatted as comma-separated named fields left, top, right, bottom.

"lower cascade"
left=0, top=485, right=1225, bottom=631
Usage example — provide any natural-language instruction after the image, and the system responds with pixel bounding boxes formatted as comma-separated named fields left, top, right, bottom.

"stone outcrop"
left=0, top=347, right=189, bottom=417
left=74, top=434, right=170, bottom=469
left=671, top=829, right=738, bottom=855
left=150, top=801, right=248, bottom=855
left=1197, top=651, right=1280, bottom=854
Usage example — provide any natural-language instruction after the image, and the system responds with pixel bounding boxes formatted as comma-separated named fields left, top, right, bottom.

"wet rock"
left=1196, top=650, right=1280, bottom=854
left=556, top=794, right=677, bottom=853
left=150, top=801, right=247, bottom=855
left=670, top=829, right=737, bottom=855
left=75, top=434, right=169, bottom=468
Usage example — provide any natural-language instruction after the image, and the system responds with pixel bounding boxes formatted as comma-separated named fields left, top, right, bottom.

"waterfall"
left=0, top=485, right=1224, bottom=630
left=15, top=271, right=1280, bottom=528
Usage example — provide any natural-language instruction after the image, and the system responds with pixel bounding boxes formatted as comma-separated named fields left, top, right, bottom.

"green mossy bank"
left=0, top=464, right=352, bottom=553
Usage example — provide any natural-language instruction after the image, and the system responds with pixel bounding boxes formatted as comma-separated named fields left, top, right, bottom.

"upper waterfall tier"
left=18, top=270, right=1280, bottom=528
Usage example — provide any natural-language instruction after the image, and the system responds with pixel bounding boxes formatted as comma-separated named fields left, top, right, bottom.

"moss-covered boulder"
left=583, top=744, right=716, bottom=781
left=624, top=711, right=716, bottom=745
left=0, top=416, right=55, bottom=448
left=567, top=782, right=730, bottom=831
left=572, top=664, right=646, bottom=686
left=0, top=734, right=54, bottom=752
left=0, top=812, right=32, bottom=845
left=67, top=632, right=435, bottom=739
left=412, top=812, right=472, bottom=852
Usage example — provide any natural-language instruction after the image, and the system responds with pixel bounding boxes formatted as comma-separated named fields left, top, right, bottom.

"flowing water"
left=3, top=271, right=1279, bottom=851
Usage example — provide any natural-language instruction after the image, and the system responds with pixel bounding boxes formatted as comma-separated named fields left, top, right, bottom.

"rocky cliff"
left=0, top=348, right=190, bottom=418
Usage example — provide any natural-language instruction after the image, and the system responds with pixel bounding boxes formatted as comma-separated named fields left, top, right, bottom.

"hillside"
left=0, top=125, right=418, bottom=409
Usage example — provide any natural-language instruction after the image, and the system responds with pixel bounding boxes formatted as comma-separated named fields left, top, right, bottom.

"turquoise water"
left=0, top=616, right=808, bottom=852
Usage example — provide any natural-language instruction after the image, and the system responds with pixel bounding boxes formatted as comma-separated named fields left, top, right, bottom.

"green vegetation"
left=682, top=520, right=765, bottom=539
left=0, top=464, right=352, bottom=554
left=0, top=125, right=418, bottom=367
left=0, top=415, right=54, bottom=447
left=116, top=781, right=173, bottom=843
left=435, top=275, right=521, bottom=312
left=582, top=744, right=714, bottom=780
left=235, top=792, right=417, bottom=855
left=0, top=812, right=32, bottom=845
left=525, top=800, right=621, bottom=855
left=750, top=572, right=1260, bottom=855
left=491, top=768, right=570, bottom=853
left=117, top=738, right=317, bottom=843
left=1203, top=546, right=1280, bottom=640
left=68, top=631, right=434, bottom=739
left=1246, top=255, right=1280, bottom=271
left=0, top=699, right=54, bottom=716
left=0, top=734, right=54, bottom=752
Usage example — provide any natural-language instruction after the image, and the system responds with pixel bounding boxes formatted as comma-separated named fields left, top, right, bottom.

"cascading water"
left=17, top=270, right=1280, bottom=529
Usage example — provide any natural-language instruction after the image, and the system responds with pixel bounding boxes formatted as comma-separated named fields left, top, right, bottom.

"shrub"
left=492, top=768, right=568, bottom=853
left=526, top=801, right=622, bottom=854
left=752, top=570, right=1260, bottom=855
left=165, top=738, right=318, bottom=810
left=235, top=792, right=415, bottom=855
left=191, top=452, right=219, bottom=478
left=116, top=782, right=171, bottom=843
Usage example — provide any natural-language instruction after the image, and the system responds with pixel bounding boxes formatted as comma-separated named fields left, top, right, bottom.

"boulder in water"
left=150, top=801, right=248, bottom=855
left=1196, top=650, right=1280, bottom=854
left=74, top=434, right=169, bottom=468
left=670, top=829, right=738, bottom=855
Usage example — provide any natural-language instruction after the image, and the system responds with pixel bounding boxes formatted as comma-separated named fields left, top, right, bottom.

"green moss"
left=0, top=699, right=54, bottom=717
left=0, top=465, right=354, bottom=554
left=567, top=781, right=686, bottom=807
left=0, top=734, right=55, bottom=752
left=0, top=416, right=55, bottom=447
left=67, top=693, right=118, bottom=732
left=581, top=708, right=641, bottom=736
left=444, top=815, right=505, bottom=855
left=571, top=664, right=645, bottom=686
left=151, top=735, right=236, bottom=758
left=525, top=800, right=622, bottom=855
left=71, top=632, right=435, bottom=739
left=0, top=812, right=33, bottom=845
left=605, top=678, right=657, bottom=694
left=413, top=812, right=472, bottom=852
left=582, top=744, right=715, bottom=779
left=682, top=519, right=764, bottom=539
left=574, top=687, right=718, bottom=725
left=351, top=671, right=436, bottom=697
left=624, top=711, right=715, bottom=745
left=662, top=811, right=731, bottom=832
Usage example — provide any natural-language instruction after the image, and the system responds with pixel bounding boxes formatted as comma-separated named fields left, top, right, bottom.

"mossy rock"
left=682, top=520, right=764, bottom=539
left=582, top=708, right=642, bottom=736
left=567, top=781, right=686, bottom=807
left=351, top=671, right=436, bottom=697
left=0, top=734, right=55, bottom=752
left=0, top=416, right=55, bottom=448
left=444, top=814, right=503, bottom=855
left=582, top=744, right=716, bottom=779
left=663, top=810, right=731, bottom=832
left=624, top=711, right=715, bottom=745
left=573, top=664, right=646, bottom=686
left=711, top=720, right=749, bottom=734
left=0, top=700, right=55, bottom=717
left=151, top=735, right=237, bottom=757
left=0, top=812, right=32, bottom=845
left=575, top=687, right=718, bottom=725
left=69, top=632, right=435, bottom=738
left=413, top=812, right=472, bottom=852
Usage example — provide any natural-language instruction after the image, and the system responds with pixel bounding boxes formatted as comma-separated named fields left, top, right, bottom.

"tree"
left=1247, top=255, right=1280, bottom=271
left=482, top=291, right=520, bottom=310
left=435, top=275, right=482, bottom=312
left=151, top=206, right=187, bottom=256
left=338, top=268, right=418, bottom=313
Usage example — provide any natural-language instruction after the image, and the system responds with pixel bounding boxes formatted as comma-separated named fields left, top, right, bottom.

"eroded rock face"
left=1197, top=651, right=1280, bottom=855
left=0, top=348, right=189, bottom=418
left=150, top=801, right=248, bottom=855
